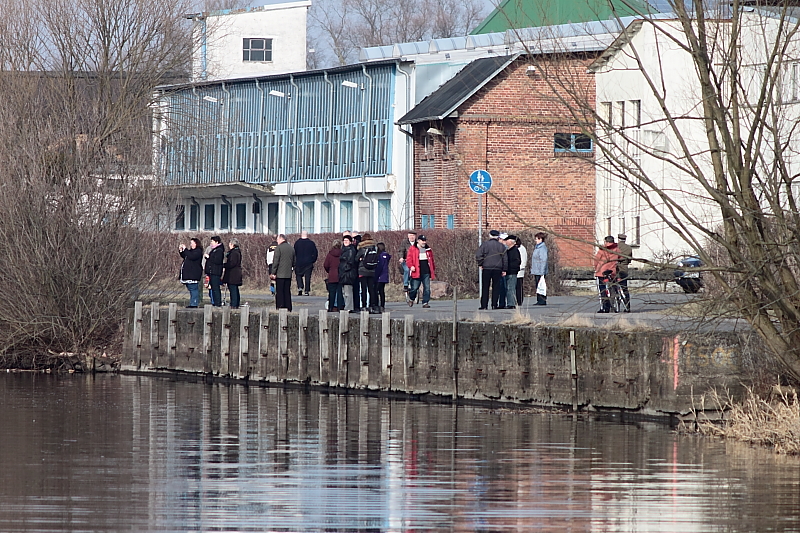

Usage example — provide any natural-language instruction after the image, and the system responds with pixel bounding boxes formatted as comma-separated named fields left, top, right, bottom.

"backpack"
left=363, top=247, right=379, bottom=270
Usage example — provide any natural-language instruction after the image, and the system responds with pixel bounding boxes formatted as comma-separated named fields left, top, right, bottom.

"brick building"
left=398, top=53, right=597, bottom=267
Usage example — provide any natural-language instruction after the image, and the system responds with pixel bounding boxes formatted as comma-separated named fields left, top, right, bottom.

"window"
left=175, top=205, right=185, bottom=231
left=340, top=200, right=353, bottom=231
left=204, top=204, right=215, bottom=231
left=554, top=133, right=593, bottom=153
left=189, top=204, right=199, bottom=231
left=599, top=101, right=612, bottom=129
left=285, top=203, right=300, bottom=234
left=447, top=214, right=455, bottom=229
left=378, top=199, right=391, bottom=231
left=302, top=201, right=315, bottom=233
left=421, top=215, right=435, bottom=229
left=220, top=204, right=230, bottom=230
left=321, top=201, right=333, bottom=233
left=267, top=202, right=279, bottom=235
left=235, top=203, right=247, bottom=230
left=243, top=38, right=272, bottom=62
left=630, top=100, right=641, bottom=128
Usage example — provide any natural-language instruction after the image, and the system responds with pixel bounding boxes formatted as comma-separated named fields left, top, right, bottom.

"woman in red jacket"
left=406, top=235, right=436, bottom=308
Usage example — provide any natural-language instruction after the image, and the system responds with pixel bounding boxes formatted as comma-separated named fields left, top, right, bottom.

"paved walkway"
left=222, top=290, right=744, bottom=332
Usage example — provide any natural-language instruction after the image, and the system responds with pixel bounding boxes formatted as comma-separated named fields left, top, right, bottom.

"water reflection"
left=0, top=373, right=798, bottom=532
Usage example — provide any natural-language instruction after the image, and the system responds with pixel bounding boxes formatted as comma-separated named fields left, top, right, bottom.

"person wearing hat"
left=616, top=234, right=632, bottom=312
left=406, top=235, right=436, bottom=308
left=475, top=230, right=508, bottom=310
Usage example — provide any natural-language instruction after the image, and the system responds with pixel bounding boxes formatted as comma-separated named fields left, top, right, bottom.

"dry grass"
left=691, top=388, right=800, bottom=455
left=503, top=308, right=539, bottom=326
left=465, top=310, right=493, bottom=323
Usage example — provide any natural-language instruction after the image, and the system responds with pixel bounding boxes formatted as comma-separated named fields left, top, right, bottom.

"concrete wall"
left=121, top=303, right=777, bottom=418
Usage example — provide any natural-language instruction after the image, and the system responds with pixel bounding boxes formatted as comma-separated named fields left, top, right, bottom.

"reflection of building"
left=186, top=1, right=310, bottom=82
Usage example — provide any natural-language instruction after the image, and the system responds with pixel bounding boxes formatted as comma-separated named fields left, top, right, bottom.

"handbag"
left=536, top=276, right=547, bottom=296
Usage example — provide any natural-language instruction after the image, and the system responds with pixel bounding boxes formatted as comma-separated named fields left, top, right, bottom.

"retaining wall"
left=121, top=302, right=777, bottom=418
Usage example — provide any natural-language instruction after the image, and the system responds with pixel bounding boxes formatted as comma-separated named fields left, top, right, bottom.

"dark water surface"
left=1, top=373, right=799, bottom=532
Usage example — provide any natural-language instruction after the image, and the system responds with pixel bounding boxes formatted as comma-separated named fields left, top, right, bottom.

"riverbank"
left=121, top=298, right=780, bottom=421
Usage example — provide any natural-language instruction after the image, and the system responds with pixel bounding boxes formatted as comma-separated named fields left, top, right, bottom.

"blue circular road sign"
left=469, top=170, right=493, bottom=194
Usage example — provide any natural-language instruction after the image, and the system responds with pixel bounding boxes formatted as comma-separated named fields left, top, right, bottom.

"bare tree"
left=309, top=0, right=486, bottom=66
left=502, top=0, right=800, bottom=381
left=0, top=0, right=196, bottom=361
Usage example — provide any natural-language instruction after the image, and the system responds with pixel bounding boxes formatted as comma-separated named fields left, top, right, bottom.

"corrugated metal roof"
left=397, top=54, right=518, bottom=124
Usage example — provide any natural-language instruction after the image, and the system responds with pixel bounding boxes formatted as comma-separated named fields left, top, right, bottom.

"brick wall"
left=413, top=55, right=597, bottom=267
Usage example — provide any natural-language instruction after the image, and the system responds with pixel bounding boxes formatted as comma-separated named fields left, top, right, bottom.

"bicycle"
left=599, top=270, right=628, bottom=313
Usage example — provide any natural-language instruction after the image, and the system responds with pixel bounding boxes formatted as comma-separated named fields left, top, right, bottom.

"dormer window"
left=243, top=38, right=272, bottom=62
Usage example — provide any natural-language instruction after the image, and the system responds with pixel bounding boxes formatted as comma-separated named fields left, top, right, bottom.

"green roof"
left=472, top=0, right=652, bottom=34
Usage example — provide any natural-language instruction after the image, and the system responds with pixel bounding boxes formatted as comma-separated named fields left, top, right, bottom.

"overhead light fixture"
left=269, top=89, right=285, bottom=97
left=526, top=66, right=536, bottom=75
left=202, top=95, right=218, bottom=103
left=427, top=127, right=444, bottom=136
left=341, top=80, right=358, bottom=88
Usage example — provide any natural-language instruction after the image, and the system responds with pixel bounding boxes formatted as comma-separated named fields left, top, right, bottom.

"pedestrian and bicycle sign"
left=469, top=170, right=492, bottom=194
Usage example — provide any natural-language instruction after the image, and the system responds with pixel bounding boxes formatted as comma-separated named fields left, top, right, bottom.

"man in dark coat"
left=222, top=239, right=243, bottom=309
left=204, top=235, right=225, bottom=307
left=475, top=230, right=508, bottom=310
left=503, top=235, right=521, bottom=309
left=294, top=231, right=318, bottom=296
left=271, top=234, right=296, bottom=311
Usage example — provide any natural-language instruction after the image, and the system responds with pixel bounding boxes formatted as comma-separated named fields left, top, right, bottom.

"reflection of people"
left=407, top=235, right=436, bottom=308
left=475, top=230, right=508, bottom=310
left=204, top=236, right=224, bottom=307
left=223, top=239, right=242, bottom=309
left=530, top=232, right=549, bottom=306
left=594, top=235, right=620, bottom=313
left=616, top=233, right=632, bottom=312
left=179, top=238, right=203, bottom=308
left=294, top=231, right=318, bottom=296
left=271, top=234, right=295, bottom=311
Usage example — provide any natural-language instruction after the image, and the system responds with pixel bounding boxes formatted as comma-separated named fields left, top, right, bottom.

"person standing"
left=294, top=231, right=318, bottom=296
left=374, top=242, right=392, bottom=312
left=323, top=239, right=344, bottom=312
left=497, top=232, right=510, bottom=309
left=530, top=232, right=549, bottom=306
left=265, top=237, right=278, bottom=296
left=616, top=233, right=632, bottom=312
left=204, top=236, right=225, bottom=307
left=504, top=235, right=521, bottom=309
left=179, top=238, right=203, bottom=308
left=271, top=234, right=296, bottom=311
left=222, top=238, right=243, bottom=309
left=594, top=235, right=620, bottom=313
left=475, top=230, right=508, bottom=310
left=338, top=235, right=358, bottom=311
left=516, top=237, right=528, bottom=306
left=398, top=231, right=417, bottom=295
left=407, top=235, right=436, bottom=308
left=356, top=232, right=380, bottom=314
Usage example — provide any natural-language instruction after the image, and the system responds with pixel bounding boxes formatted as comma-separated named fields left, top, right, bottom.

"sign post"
left=469, top=170, right=493, bottom=299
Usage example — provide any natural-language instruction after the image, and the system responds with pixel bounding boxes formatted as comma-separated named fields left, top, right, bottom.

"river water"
left=1, top=373, right=799, bottom=532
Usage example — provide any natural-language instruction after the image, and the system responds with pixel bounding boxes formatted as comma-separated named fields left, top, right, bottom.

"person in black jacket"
left=222, top=238, right=243, bottom=309
left=338, top=235, right=358, bottom=311
left=179, top=237, right=203, bottom=308
left=475, top=230, right=508, bottom=310
left=503, top=235, right=521, bottom=309
left=204, top=235, right=225, bottom=307
left=293, top=231, right=318, bottom=296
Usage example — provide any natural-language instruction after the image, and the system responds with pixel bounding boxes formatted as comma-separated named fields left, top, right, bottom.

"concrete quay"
left=121, top=294, right=778, bottom=420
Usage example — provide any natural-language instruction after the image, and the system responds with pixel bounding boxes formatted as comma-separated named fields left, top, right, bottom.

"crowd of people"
left=178, top=228, right=632, bottom=314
